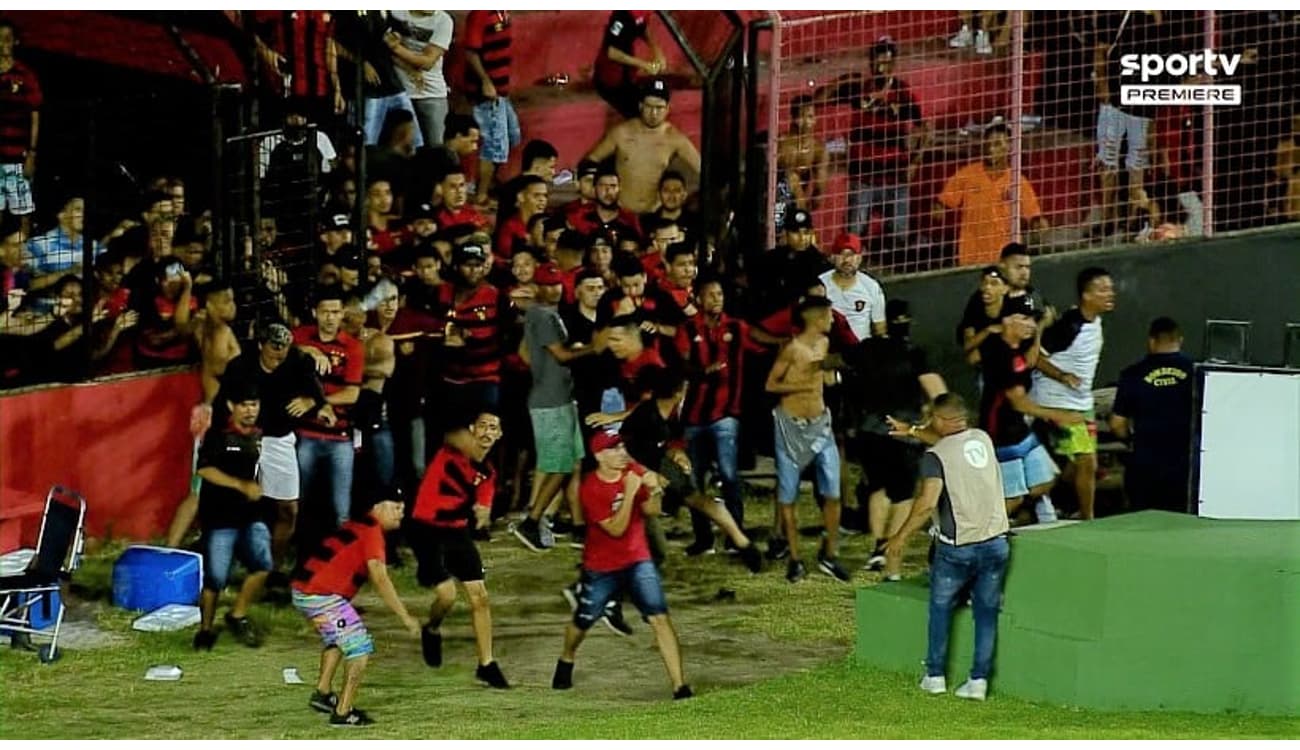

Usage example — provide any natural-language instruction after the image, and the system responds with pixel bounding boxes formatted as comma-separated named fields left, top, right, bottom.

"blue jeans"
left=297, top=435, right=355, bottom=527
left=927, top=536, right=1010, bottom=681
left=847, top=180, right=910, bottom=246
left=203, top=522, right=273, bottom=591
left=574, top=560, right=668, bottom=630
left=363, top=93, right=424, bottom=148
left=473, top=97, right=521, bottom=164
left=685, top=417, right=743, bottom=527
left=368, top=425, right=395, bottom=488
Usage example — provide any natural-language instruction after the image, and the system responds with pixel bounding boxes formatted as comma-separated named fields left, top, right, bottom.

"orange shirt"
left=938, top=161, right=1042, bottom=267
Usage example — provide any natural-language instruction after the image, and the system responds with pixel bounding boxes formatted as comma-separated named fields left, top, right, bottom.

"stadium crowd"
left=0, top=11, right=1213, bottom=723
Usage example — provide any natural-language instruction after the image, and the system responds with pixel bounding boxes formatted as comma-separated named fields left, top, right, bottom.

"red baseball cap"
left=589, top=430, right=623, bottom=455
left=533, top=262, right=565, bottom=286
left=831, top=233, right=863, bottom=255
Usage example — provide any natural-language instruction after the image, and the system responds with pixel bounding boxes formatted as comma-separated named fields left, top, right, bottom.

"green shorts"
left=190, top=437, right=203, bottom=495
left=529, top=403, right=585, bottom=474
left=1051, top=410, right=1097, bottom=456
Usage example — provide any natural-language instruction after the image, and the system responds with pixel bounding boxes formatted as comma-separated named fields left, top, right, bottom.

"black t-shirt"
left=339, top=11, right=404, bottom=97
left=32, top=317, right=85, bottom=385
left=216, top=350, right=325, bottom=438
left=749, top=245, right=829, bottom=318
left=957, top=291, right=1002, bottom=347
left=197, top=421, right=264, bottom=530
left=620, top=399, right=680, bottom=470
left=561, top=303, right=613, bottom=416
left=1112, top=352, right=1195, bottom=469
left=853, top=337, right=930, bottom=430
left=596, top=285, right=686, bottom=341
left=978, top=335, right=1035, bottom=447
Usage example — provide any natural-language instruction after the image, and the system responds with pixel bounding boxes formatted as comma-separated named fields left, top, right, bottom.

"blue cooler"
left=112, top=546, right=203, bottom=612
left=0, top=549, right=62, bottom=631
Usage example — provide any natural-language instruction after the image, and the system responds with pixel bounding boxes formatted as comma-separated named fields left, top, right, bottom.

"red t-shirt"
left=0, top=61, right=41, bottom=164
left=436, top=204, right=491, bottom=233
left=757, top=306, right=860, bottom=352
left=493, top=214, right=530, bottom=263
left=292, top=517, right=386, bottom=599
left=250, top=10, right=334, bottom=99
left=463, top=10, right=513, bottom=98
left=292, top=326, right=365, bottom=440
left=412, top=444, right=495, bottom=528
left=580, top=464, right=652, bottom=573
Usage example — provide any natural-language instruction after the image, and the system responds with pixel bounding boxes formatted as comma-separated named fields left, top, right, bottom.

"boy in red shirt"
left=551, top=430, right=693, bottom=700
left=292, top=496, right=416, bottom=728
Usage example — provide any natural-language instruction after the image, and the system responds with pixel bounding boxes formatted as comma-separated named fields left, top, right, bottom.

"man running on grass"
left=292, top=496, right=418, bottom=728
left=552, top=430, right=693, bottom=700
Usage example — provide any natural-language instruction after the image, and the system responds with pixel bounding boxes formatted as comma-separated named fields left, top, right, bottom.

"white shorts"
left=260, top=433, right=300, bottom=501
left=0, top=163, right=34, bottom=215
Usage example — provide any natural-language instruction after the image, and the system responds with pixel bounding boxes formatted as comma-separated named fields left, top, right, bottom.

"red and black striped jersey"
left=675, top=313, right=757, bottom=425
left=463, top=10, right=513, bottom=97
left=291, top=516, right=386, bottom=599
left=412, top=445, right=495, bottom=528
left=439, top=282, right=506, bottom=384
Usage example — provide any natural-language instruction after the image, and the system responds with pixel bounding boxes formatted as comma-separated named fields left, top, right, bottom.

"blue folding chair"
left=0, top=486, right=87, bottom=663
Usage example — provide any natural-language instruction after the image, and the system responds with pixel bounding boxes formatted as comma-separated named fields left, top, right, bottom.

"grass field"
left=0, top=498, right=1293, bottom=739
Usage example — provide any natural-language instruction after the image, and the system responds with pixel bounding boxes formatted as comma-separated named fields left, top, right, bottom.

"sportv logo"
left=1119, top=50, right=1242, bottom=107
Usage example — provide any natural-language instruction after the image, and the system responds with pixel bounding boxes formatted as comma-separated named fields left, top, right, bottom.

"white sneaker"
left=955, top=678, right=988, bottom=701
left=919, top=675, right=947, bottom=695
left=975, top=30, right=993, bottom=55
left=1035, top=496, right=1058, bottom=524
left=949, top=25, right=973, bottom=48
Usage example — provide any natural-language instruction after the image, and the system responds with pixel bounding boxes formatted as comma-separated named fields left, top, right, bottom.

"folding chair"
left=0, top=486, right=87, bottom=664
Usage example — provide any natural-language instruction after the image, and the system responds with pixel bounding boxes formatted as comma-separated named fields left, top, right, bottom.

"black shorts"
left=407, top=522, right=484, bottom=587
left=657, top=457, right=695, bottom=515
left=858, top=432, right=923, bottom=503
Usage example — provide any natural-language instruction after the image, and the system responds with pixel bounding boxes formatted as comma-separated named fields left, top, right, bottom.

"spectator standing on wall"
left=934, top=123, right=1048, bottom=267
left=387, top=11, right=454, bottom=148
left=463, top=10, right=519, bottom=209
left=837, top=38, right=927, bottom=250
left=585, top=79, right=702, bottom=215
left=246, top=11, right=344, bottom=124
left=593, top=10, right=665, bottom=120
left=0, top=18, right=40, bottom=234
left=775, top=96, right=828, bottom=235
left=338, top=11, right=424, bottom=150
left=1109, top=316, right=1195, bottom=514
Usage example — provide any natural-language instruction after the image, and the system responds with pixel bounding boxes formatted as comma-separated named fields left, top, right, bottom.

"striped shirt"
left=675, top=313, right=754, bottom=425
left=439, top=282, right=506, bottom=384
left=412, top=445, right=495, bottom=528
left=463, top=10, right=512, bottom=98
left=0, top=60, right=41, bottom=164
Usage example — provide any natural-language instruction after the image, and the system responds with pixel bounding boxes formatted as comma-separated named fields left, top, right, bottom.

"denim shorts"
left=574, top=560, right=668, bottom=631
left=203, top=522, right=272, bottom=591
left=774, top=417, right=841, bottom=505
left=293, top=591, right=375, bottom=660
left=1096, top=103, right=1150, bottom=170
left=473, top=97, right=521, bottom=164
left=995, top=434, right=1059, bottom=498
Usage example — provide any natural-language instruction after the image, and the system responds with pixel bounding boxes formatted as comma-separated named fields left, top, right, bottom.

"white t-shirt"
left=1031, top=309, right=1104, bottom=411
left=390, top=10, right=453, bottom=100
left=819, top=269, right=887, bottom=341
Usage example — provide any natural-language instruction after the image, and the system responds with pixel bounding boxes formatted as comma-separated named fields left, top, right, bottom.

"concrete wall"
left=882, top=226, right=1300, bottom=397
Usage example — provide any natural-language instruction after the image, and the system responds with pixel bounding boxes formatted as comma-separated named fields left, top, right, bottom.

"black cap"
left=325, top=213, right=351, bottom=231
left=410, top=202, right=437, bottom=222
left=786, top=209, right=813, bottom=231
left=259, top=322, right=293, bottom=348
left=577, top=159, right=599, bottom=179
left=453, top=243, right=488, bottom=266
left=1000, top=294, right=1041, bottom=321
left=225, top=379, right=261, bottom=404
left=641, top=77, right=671, bottom=102
left=335, top=245, right=363, bottom=270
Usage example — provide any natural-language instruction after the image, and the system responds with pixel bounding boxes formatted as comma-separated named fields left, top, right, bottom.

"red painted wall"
left=0, top=371, right=201, bottom=547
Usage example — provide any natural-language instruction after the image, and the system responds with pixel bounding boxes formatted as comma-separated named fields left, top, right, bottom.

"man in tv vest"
left=883, top=392, right=1009, bottom=702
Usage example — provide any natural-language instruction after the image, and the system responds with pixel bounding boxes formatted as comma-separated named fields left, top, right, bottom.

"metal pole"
left=210, top=85, right=226, bottom=278
left=1009, top=10, right=1025, bottom=244
left=352, top=34, right=366, bottom=251
left=80, top=100, right=96, bottom=383
left=764, top=11, right=782, bottom=250
left=1201, top=11, right=1216, bottom=238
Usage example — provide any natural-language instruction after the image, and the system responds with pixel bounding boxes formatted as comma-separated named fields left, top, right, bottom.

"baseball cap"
left=641, top=77, right=671, bottom=102
left=786, top=209, right=812, bottom=232
left=334, top=245, right=363, bottom=270
left=533, top=263, right=565, bottom=286
left=410, top=203, right=438, bottom=222
left=589, top=430, right=624, bottom=455
left=259, top=322, right=293, bottom=348
left=325, top=213, right=351, bottom=231
left=980, top=265, right=1005, bottom=280
left=453, top=243, right=489, bottom=266
left=576, top=159, right=600, bottom=179
left=831, top=233, right=862, bottom=255
left=1000, top=293, right=1042, bottom=321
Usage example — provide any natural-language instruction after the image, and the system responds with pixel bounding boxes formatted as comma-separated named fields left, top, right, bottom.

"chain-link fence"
left=759, top=10, right=1300, bottom=275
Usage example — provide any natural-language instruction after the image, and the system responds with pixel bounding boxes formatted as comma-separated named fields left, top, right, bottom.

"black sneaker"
left=739, top=544, right=763, bottom=573
left=552, top=659, right=575, bottom=690
left=476, top=661, right=510, bottom=689
left=421, top=626, right=442, bottom=667
left=511, top=519, right=547, bottom=552
left=561, top=582, right=581, bottom=612
left=817, top=554, right=851, bottom=583
left=601, top=601, right=634, bottom=637
left=308, top=690, right=338, bottom=714
left=192, top=629, right=217, bottom=651
left=673, top=685, right=695, bottom=700
left=865, top=542, right=887, bottom=571
left=330, top=708, right=374, bottom=728
left=684, top=540, right=715, bottom=557
left=550, top=518, right=575, bottom=537
left=568, top=525, right=586, bottom=549
left=766, top=538, right=790, bottom=561
left=224, top=614, right=262, bottom=647
left=786, top=559, right=807, bottom=583
left=265, top=570, right=291, bottom=590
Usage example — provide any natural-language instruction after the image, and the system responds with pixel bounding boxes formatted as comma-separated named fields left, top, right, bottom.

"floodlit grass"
left=0, top=496, right=1292, bottom=739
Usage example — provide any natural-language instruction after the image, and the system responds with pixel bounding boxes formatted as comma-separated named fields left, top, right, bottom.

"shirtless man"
left=166, top=279, right=241, bottom=548
left=584, top=78, right=701, bottom=214
left=764, top=296, right=851, bottom=584
left=775, top=95, right=828, bottom=232
left=344, top=285, right=398, bottom=488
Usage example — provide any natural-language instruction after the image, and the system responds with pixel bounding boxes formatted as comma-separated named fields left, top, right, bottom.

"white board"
left=1198, top=369, right=1300, bottom=520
